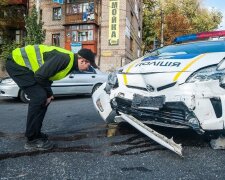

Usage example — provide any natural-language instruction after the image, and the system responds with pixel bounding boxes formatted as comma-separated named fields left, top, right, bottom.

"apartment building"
left=0, top=0, right=28, bottom=48
left=30, top=0, right=143, bottom=71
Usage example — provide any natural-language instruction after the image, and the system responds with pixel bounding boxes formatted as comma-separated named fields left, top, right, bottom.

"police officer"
left=6, top=45, right=97, bottom=150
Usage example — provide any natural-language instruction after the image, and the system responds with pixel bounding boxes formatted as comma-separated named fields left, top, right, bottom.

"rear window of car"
left=149, top=41, right=225, bottom=56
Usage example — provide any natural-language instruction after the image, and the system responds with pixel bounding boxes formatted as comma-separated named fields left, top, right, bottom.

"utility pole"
left=160, top=8, right=164, bottom=47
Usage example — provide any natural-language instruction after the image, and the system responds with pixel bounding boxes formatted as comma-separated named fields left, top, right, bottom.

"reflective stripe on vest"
left=12, top=45, right=43, bottom=72
left=34, top=45, right=42, bottom=67
left=20, top=47, right=32, bottom=69
left=12, top=45, right=75, bottom=81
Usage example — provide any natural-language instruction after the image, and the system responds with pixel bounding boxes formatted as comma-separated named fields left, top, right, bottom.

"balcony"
left=0, top=18, right=25, bottom=29
left=65, top=1, right=99, bottom=25
left=65, top=13, right=99, bottom=25
left=7, top=0, right=27, bottom=5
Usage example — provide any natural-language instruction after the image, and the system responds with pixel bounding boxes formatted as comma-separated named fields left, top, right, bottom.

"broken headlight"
left=108, top=72, right=118, bottom=86
left=104, top=72, right=118, bottom=93
left=186, top=65, right=225, bottom=83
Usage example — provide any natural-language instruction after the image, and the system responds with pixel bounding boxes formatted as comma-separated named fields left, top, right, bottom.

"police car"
left=92, top=30, right=225, bottom=155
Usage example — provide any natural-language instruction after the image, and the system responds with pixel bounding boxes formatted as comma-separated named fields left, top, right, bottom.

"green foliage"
left=0, top=0, right=7, bottom=6
left=143, top=0, right=223, bottom=51
left=24, top=5, right=45, bottom=45
left=142, top=0, right=158, bottom=53
left=0, top=40, right=22, bottom=71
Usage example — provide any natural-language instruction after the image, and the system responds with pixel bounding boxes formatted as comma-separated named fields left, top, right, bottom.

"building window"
left=66, top=1, right=95, bottom=21
left=52, top=34, right=60, bottom=46
left=53, top=7, right=62, bottom=20
left=130, top=37, right=134, bottom=52
left=15, top=30, right=21, bottom=44
left=0, top=9, right=5, bottom=18
left=0, top=31, right=3, bottom=44
left=40, top=9, right=43, bottom=21
left=131, top=11, right=134, bottom=25
left=137, top=48, right=140, bottom=58
left=138, top=27, right=141, bottom=38
left=66, top=25, right=95, bottom=43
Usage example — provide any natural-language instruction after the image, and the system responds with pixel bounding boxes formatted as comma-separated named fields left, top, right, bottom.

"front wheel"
left=19, top=90, right=30, bottom=103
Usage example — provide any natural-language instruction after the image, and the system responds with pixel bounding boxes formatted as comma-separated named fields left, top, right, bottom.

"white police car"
left=92, top=30, right=225, bottom=155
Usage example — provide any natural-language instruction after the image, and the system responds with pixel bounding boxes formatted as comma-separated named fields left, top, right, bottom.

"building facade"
left=0, top=0, right=28, bottom=48
left=29, top=0, right=143, bottom=71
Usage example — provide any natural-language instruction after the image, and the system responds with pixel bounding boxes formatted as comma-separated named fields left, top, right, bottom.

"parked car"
left=0, top=67, right=107, bottom=103
left=92, top=31, right=225, bottom=155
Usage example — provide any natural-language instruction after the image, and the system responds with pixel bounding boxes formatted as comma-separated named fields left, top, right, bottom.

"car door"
left=52, top=67, right=97, bottom=95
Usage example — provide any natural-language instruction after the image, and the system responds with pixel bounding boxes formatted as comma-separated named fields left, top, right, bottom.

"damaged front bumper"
left=92, top=81, right=225, bottom=156
left=93, top=81, right=225, bottom=133
left=111, top=96, right=205, bottom=134
left=121, top=113, right=183, bottom=156
left=114, top=80, right=225, bottom=132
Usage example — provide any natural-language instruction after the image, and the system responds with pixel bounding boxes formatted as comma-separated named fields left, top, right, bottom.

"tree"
left=142, top=0, right=223, bottom=51
left=0, top=0, right=7, bottom=5
left=0, top=0, right=24, bottom=75
left=142, top=0, right=158, bottom=53
left=0, top=40, right=22, bottom=70
left=24, top=5, right=45, bottom=45
left=163, top=12, right=192, bottom=45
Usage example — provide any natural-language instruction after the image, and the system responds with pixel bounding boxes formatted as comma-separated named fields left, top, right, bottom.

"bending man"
left=6, top=45, right=97, bottom=150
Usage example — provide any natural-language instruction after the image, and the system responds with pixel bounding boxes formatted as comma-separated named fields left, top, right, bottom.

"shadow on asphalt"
left=0, top=122, right=212, bottom=160
left=0, top=95, right=91, bottom=104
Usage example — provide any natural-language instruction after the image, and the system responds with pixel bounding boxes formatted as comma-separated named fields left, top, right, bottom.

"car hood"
left=119, top=52, right=225, bottom=88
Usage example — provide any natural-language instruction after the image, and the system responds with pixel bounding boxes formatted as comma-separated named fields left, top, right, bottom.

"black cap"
left=78, top=48, right=98, bottom=68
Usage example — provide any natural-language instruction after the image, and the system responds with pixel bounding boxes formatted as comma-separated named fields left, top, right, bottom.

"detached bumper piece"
left=112, top=97, right=202, bottom=133
left=121, top=113, right=183, bottom=156
left=210, top=136, right=225, bottom=149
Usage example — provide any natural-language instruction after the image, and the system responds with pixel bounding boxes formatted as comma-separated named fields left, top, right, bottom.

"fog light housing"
left=188, top=118, right=199, bottom=126
left=96, top=99, right=104, bottom=112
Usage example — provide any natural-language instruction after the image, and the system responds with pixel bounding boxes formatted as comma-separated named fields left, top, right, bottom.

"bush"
left=0, top=40, right=22, bottom=71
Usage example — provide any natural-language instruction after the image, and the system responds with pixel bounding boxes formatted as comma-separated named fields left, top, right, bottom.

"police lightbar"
left=174, top=30, right=225, bottom=43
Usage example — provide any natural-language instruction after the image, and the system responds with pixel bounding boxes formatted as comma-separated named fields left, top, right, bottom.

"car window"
left=147, top=41, right=225, bottom=56
left=71, top=66, right=96, bottom=74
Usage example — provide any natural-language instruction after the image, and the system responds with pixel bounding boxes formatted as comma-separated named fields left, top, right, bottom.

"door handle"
left=92, top=76, right=96, bottom=78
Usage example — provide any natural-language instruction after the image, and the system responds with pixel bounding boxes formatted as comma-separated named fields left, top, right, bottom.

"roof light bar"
left=174, top=30, right=225, bottom=43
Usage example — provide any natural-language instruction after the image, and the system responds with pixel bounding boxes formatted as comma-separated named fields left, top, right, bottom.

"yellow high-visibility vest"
left=12, top=45, right=74, bottom=81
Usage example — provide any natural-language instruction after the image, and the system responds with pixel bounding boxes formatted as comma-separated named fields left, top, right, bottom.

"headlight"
left=104, top=72, right=118, bottom=93
left=107, top=72, right=118, bottom=86
left=186, top=65, right=225, bottom=83
left=1, top=78, right=16, bottom=84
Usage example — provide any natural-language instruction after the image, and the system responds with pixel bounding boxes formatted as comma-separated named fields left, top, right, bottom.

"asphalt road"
left=1, top=96, right=225, bottom=180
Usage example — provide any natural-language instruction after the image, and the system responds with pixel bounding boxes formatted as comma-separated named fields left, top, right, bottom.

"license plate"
left=132, top=94, right=165, bottom=109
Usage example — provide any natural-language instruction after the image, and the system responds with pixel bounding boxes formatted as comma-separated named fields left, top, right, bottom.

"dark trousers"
left=6, top=59, right=48, bottom=141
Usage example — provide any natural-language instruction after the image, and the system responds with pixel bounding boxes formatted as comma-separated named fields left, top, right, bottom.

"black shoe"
left=38, top=132, right=48, bottom=140
left=24, top=138, right=55, bottom=151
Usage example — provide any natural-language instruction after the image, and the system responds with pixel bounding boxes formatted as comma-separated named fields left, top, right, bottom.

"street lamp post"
left=36, top=0, right=40, bottom=23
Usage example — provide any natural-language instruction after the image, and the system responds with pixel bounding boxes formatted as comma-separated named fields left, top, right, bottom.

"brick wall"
left=29, top=0, right=143, bottom=72
left=99, top=0, right=142, bottom=71
left=40, top=0, right=65, bottom=47
left=29, top=0, right=65, bottom=47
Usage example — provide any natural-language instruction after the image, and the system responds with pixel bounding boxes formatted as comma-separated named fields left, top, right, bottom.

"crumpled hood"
left=120, top=52, right=225, bottom=88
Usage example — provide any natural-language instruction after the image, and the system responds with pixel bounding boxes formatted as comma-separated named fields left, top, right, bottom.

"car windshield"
left=147, top=40, right=225, bottom=57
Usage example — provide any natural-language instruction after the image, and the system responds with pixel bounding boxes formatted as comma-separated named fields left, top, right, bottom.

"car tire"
left=19, top=90, right=30, bottom=103
left=92, top=83, right=102, bottom=94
